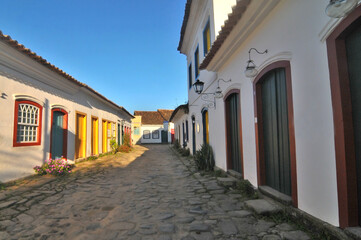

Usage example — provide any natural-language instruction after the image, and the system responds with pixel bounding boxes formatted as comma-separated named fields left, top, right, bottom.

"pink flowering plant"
left=33, top=157, right=74, bottom=176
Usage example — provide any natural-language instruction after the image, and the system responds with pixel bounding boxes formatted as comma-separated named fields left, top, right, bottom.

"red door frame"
left=253, top=60, right=298, bottom=207
left=326, top=5, right=361, bottom=228
left=49, top=108, right=68, bottom=159
left=224, top=89, right=244, bottom=177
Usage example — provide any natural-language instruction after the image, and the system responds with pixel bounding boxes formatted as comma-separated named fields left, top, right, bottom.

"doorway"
left=254, top=61, right=297, bottom=206
left=75, top=113, right=86, bottom=159
left=327, top=6, right=361, bottom=227
left=50, top=109, right=67, bottom=159
left=225, top=90, right=243, bottom=175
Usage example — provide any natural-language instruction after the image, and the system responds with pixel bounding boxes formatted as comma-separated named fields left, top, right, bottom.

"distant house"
left=169, top=104, right=190, bottom=149
left=132, top=110, right=174, bottom=144
left=0, top=31, right=133, bottom=182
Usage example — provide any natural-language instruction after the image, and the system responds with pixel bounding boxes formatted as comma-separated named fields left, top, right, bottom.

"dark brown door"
left=346, top=22, right=361, bottom=224
left=225, top=93, right=242, bottom=174
left=261, top=68, right=291, bottom=196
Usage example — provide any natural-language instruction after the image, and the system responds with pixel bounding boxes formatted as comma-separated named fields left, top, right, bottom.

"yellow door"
left=91, top=118, right=98, bottom=155
left=102, top=120, right=107, bottom=153
left=75, top=113, right=86, bottom=159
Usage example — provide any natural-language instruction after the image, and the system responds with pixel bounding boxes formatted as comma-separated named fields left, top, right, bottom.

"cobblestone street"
left=0, top=145, right=312, bottom=240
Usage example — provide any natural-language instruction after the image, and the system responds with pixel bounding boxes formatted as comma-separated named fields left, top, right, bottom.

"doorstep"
left=345, top=227, right=361, bottom=240
left=258, top=185, right=292, bottom=206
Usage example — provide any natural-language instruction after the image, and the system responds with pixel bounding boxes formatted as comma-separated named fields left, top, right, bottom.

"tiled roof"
left=177, top=0, right=192, bottom=51
left=200, top=0, right=251, bottom=70
left=157, top=109, right=174, bottom=122
left=134, top=109, right=174, bottom=125
left=169, top=104, right=189, bottom=122
left=0, top=31, right=134, bottom=119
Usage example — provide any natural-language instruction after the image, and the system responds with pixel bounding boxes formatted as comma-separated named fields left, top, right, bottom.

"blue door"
left=51, top=111, right=65, bottom=159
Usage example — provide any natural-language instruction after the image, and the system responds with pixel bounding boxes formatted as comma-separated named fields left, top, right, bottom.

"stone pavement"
left=0, top=144, right=312, bottom=240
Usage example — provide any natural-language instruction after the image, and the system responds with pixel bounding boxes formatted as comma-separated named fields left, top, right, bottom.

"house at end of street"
left=132, top=109, right=174, bottom=144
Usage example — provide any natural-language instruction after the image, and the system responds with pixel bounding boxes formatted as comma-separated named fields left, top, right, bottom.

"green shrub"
left=87, top=155, right=98, bottom=161
left=194, top=143, right=215, bottom=171
left=236, top=179, right=256, bottom=198
left=179, top=148, right=190, bottom=156
left=110, top=137, right=118, bottom=154
left=173, top=139, right=181, bottom=149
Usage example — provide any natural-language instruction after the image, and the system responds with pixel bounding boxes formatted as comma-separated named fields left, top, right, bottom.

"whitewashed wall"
left=205, top=0, right=340, bottom=227
left=0, top=41, right=132, bottom=182
left=140, top=125, right=163, bottom=144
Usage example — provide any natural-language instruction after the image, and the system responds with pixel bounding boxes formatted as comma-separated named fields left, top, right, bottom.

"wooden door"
left=261, top=68, right=291, bottom=196
left=225, top=93, right=242, bottom=174
left=192, top=116, right=196, bottom=155
left=346, top=23, right=361, bottom=224
left=117, top=123, right=121, bottom=145
left=51, top=111, right=65, bottom=159
left=91, top=118, right=98, bottom=155
left=161, top=130, right=168, bottom=143
left=75, top=113, right=86, bottom=159
left=202, top=110, right=209, bottom=144
left=102, top=120, right=107, bottom=153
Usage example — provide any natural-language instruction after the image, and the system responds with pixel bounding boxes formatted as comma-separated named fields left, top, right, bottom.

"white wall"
left=0, top=41, right=132, bottom=182
left=140, top=125, right=163, bottom=144
left=205, top=0, right=339, bottom=226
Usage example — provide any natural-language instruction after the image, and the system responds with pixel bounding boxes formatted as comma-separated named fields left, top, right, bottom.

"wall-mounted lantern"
left=326, top=0, right=358, bottom=18
left=192, top=78, right=231, bottom=108
left=244, top=48, right=268, bottom=78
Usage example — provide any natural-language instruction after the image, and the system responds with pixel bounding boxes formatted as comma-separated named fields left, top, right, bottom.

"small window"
left=194, top=46, right=199, bottom=78
left=134, top=127, right=140, bottom=135
left=188, top=63, right=193, bottom=89
left=152, top=130, right=159, bottom=139
left=143, top=130, right=150, bottom=139
left=203, top=20, right=211, bottom=55
left=13, top=100, right=42, bottom=146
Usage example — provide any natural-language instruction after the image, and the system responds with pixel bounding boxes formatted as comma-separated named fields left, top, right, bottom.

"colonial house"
left=175, top=0, right=361, bottom=230
left=0, top=31, right=133, bottom=183
left=132, top=110, right=174, bottom=144
left=169, top=104, right=190, bottom=149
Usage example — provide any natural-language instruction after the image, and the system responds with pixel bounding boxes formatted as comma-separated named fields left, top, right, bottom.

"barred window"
left=14, top=100, right=42, bottom=146
left=143, top=130, right=150, bottom=139
left=152, top=130, right=159, bottom=139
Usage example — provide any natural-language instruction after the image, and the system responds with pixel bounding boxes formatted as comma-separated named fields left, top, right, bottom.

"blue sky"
left=0, top=0, right=187, bottom=114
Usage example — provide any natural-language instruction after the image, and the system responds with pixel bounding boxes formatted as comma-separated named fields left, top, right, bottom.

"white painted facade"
left=0, top=39, right=132, bottom=182
left=140, top=122, right=173, bottom=144
left=177, top=0, right=361, bottom=227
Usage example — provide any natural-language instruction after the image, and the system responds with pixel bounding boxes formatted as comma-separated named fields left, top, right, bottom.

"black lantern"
left=193, top=79, right=205, bottom=94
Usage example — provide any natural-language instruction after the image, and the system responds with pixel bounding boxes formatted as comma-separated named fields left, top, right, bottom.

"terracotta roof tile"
left=134, top=109, right=174, bottom=125
left=0, top=31, right=134, bottom=119
left=169, top=104, right=189, bottom=122
left=200, top=0, right=251, bottom=70
left=157, top=109, right=174, bottom=122
left=177, top=0, right=192, bottom=52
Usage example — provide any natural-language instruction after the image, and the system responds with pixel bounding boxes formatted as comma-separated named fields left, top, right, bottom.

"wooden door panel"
left=346, top=23, right=361, bottom=224
left=261, top=69, right=291, bottom=196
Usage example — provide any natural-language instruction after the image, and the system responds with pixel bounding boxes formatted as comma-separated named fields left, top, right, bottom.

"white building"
left=176, top=0, right=361, bottom=229
left=132, top=110, right=174, bottom=144
left=0, top=31, right=133, bottom=183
